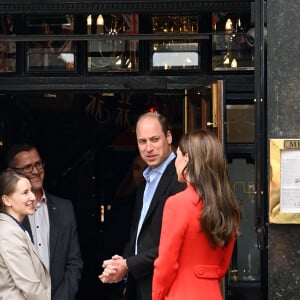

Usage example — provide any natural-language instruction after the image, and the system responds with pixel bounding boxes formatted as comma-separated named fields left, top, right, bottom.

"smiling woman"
left=0, top=169, right=51, bottom=300
left=0, top=170, right=36, bottom=221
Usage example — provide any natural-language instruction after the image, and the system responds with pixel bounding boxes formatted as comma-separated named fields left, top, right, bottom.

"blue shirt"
left=135, top=151, right=176, bottom=254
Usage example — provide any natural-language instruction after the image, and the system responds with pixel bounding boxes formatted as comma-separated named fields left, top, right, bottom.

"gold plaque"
left=269, top=139, right=300, bottom=224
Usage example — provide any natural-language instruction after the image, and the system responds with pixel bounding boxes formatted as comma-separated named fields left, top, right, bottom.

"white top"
left=28, top=192, right=50, bottom=271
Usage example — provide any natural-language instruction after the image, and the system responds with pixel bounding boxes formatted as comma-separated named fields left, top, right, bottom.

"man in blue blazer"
left=99, top=112, right=186, bottom=300
left=6, top=143, right=83, bottom=300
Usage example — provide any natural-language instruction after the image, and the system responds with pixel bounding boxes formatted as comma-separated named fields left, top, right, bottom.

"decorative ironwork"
left=0, top=1, right=251, bottom=15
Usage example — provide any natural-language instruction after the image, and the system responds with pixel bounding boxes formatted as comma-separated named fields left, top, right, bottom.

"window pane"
left=0, top=15, right=16, bottom=73
left=228, top=158, right=261, bottom=282
left=26, top=15, right=76, bottom=72
left=152, top=15, right=200, bottom=71
left=87, top=14, right=139, bottom=73
left=153, top=51, right=198, bottom=69
left=212, top=12, right=254, bottom=71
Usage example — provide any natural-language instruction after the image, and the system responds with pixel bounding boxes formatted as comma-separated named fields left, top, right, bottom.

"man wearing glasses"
left=5, top=143, right=83, bottom=300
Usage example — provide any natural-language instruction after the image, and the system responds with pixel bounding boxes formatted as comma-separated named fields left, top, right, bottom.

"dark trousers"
left=136, top=288, right=142, bottom=300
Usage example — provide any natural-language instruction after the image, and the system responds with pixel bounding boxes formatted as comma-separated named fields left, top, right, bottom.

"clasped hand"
left=99, top=254, right=128, bottom=284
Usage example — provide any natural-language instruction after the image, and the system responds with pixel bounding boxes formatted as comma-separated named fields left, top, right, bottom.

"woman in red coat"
left=152, top=129, right=241, bottom=300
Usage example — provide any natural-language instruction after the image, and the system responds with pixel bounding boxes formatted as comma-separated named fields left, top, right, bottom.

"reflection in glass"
left=26, top=15, right=76, bottom=72
left=228, top=158, right=260, bottom=282
left=152, top=15, right=200, bottom=71
left=0, top=15, right=16, bottom=72
left=212, top=12, right=254, bottom=71
left=153, top=44, right=198, bottom=69
left=87, top=13, right=139, bottom=72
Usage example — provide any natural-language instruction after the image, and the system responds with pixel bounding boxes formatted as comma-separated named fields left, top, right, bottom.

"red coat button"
left=195, top=267, right=204, bottom=277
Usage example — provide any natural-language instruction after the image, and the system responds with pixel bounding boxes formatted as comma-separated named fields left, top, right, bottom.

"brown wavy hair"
left=178, top=129, right=241, bottom=248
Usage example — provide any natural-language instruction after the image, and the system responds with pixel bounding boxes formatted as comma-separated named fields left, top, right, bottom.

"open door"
left=185, top=80, right=224, bottom=141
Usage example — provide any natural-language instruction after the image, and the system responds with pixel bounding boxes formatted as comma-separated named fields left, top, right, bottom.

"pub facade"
left=1, top=1, right=285, bottom=299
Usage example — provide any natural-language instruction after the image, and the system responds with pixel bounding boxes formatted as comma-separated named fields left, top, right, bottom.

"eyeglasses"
left=13, top=161, right=45, bottom=173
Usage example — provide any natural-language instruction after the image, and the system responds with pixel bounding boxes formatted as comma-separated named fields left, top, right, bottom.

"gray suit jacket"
left=124, top=158, right=186, bottom=300
left=23, top=192, right=83, bottom=300
left=0, top=213, right=51, bottom=300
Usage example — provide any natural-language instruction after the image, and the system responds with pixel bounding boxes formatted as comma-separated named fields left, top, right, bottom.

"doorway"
left=0, top=85, right=264, bottom=300
left=0, top=89, right=214, bottom=298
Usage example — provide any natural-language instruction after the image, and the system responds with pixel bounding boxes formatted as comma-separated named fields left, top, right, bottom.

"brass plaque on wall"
left=269, top=139, right=300, bottom=224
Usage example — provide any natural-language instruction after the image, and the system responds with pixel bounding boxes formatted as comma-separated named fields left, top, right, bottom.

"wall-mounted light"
left=115, top=58, right=122, bottom=65
left=97, top=14, right=104, bottom=34
left=231, top=58, right=238, bottom=68
left=223, top=56, right=230, bottom=66
left=225, top=18, right=233, bottom=31
left=87, top=14, right=92, bottom=34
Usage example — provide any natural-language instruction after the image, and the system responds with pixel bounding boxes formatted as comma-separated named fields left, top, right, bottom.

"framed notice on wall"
left=269, top=139, right=300, bottom=224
